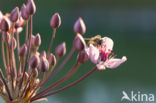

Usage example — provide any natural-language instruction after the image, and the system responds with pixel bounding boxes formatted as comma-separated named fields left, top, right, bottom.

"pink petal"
left=102, top=37, right=114, bottom=53
left=105, top=56, right=127, bottom=69
left=89, top=44, right=99, bottom=64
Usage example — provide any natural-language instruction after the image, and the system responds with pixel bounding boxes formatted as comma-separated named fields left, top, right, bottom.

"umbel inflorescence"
left=0, top=0, right=127, bottom=103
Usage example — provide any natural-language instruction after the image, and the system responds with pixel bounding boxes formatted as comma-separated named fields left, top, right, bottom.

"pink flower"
left=88, top=37, right=127, bottom=70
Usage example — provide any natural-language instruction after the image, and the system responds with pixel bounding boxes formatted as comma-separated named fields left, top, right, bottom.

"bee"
left=85, top=35, right=105, bottom=47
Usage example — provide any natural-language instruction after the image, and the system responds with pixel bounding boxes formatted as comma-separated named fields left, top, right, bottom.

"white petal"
left=85, top=47, right=89, bottom=56
left=102, top=37, right=114, bottom=52
left=96, top=63, right=106, bottom=70
left=105, top=56, right=127, bottom=69
left=16, top=27, right=23, bottom=33
left=89, top=44, right=99, bottom=64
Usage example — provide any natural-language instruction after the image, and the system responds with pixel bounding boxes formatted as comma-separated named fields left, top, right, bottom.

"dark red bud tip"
left=73, top=33, right=86, bottom=51
left=21, top=4, right=29, bottom=20
left=50, top=13, right=61, bottom=28
left=10, top=7, right=19, bottom=22
left=74, top=17, right=86, bottom=35
left=19, top=44, right=27, bottom=57
left=30, top=54, right=40, bottom=69
left=77, top=50, right=88, bottom=63
left=26, top=0, right=36, bottom=15
left=55, top=42, right=66, bottom=57
left=1, top=17, right=11, bottom=32
left=39, top=57, right=49, bottom=72
left=48, top=53, right=56, bottom=66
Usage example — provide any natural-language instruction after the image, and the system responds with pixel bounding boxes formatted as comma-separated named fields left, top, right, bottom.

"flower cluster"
left=0, top=0, right=127, bottom=103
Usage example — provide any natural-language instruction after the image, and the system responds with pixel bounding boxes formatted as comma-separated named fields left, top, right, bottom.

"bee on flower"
left=87, top=35, right=127, bottom=70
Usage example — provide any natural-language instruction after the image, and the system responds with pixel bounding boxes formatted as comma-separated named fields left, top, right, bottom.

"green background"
left=0, top=0, right=156, bottom=103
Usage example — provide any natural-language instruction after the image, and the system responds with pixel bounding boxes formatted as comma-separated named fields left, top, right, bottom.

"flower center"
left=98, top=45, right=107, bottom=62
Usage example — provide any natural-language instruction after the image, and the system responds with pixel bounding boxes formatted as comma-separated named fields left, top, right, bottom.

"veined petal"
left=102, top=37, right=114, bottom=52
left=89, top=44, right=99, bottom=64
left=105, top=56, right=127, bottom=69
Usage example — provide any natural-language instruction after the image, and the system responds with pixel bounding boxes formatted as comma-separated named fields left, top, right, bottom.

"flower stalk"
left=47, top=28, right=56, bottom=56
left=31, top=66, right=97, bottom=102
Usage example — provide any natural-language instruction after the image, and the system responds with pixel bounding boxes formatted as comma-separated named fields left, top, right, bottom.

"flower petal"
left=89, top=44, right=99, bottom=64
left=96, top=63, right=106, bottom=70
left=105, top=56, right=127, bottom=69
left=102, top=37, right=114, bottom=53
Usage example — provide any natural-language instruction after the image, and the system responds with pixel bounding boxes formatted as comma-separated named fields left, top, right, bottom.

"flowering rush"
left=0, top=0, right=127, bottom=103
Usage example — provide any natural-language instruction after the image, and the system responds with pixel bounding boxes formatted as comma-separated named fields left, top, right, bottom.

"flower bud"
left=2, top=32, right=10, bottom=42
left=9, top=37, right=17, bottom=50
left=40, top=51, right=46, bottom=58
left=32, top=68, right=38, bottom=77
left=1, top=17, right=11, bottom=32
left=55, top=42, right=66, bottom=57
left=21, top=4, right=29, bottom=20
left=73, top=33, right=86, bottom=51
left=31, top=34, right=35, bottom=44
left=29, top=54, right=40, bottom=69
left=10, top=7, right=19, bottom=22
left=33, top=33, right=41, bottom=46
left=48, top=53, right=56, bottom=66
left=26, top=34, right=35, bottom=50
left=50, top=13, right=61, bottom=28
left=77, top=50, right=88, bottom=63
left=39, top=57, right=49, bottom=72
left=26, top=0, right=36, bottom=15
left=19, top=44, right=27, bottom=57
left=15, top=17, right=25, bottom=29
left=74, top=17, right=86, bottom=35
